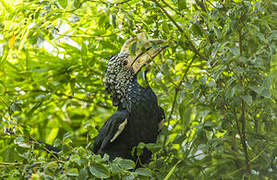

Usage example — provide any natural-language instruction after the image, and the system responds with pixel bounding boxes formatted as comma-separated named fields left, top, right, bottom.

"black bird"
left=93, top=34, right=167, bottom=164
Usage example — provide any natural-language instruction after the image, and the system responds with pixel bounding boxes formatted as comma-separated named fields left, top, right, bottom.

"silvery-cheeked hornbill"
left=93, top=35, right=167, bottom=163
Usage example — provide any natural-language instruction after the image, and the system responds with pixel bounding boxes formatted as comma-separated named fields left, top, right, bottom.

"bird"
left=92, top=34, right=167, bottom=164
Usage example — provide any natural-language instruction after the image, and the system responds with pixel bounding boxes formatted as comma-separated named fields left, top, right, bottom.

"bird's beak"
left=121, top=35, right=168, bottom=74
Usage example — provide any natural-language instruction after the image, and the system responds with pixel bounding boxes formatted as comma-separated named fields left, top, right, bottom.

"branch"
left=240, top=100, right=250, bottom=173
left=55, top=32, right=119, bottom=39
left=151, top=0, right=208, bottom=61
left=29, top=136, right=60, bottom=162
left=238, top=29, right=251, bottom=173
left=162, top=55, right=196, bottom=148
left=160, top=0, right=178, bottom=13
left=4, top=89, right=96, bottom=103
left=0, top=162, right=22, bottom=166
left=169, top=55, right=196, bottom=131
left=168, top=56, right=195, bottom=122
left=88, top=0, right=132, bottom=6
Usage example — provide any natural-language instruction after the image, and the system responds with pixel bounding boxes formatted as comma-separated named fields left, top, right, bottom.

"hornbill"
left=93, top=34, right=167, bottom=164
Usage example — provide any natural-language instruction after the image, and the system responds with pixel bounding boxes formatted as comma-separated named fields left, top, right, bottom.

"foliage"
left=0, top=0, right=276, bottom=179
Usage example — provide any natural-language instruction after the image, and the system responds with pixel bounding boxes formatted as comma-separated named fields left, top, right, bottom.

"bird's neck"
left=115, top=79, right=145, bottom=111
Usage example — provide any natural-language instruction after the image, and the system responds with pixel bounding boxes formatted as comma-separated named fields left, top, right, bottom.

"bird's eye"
left=123, top=60, right=128, bottom=66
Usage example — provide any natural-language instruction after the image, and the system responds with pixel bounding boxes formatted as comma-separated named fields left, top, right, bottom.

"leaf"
left=0, top=0, right=13, bottom=12
left=178, top=0, right=187, bottom=10
left=241, top=95, right=252, bottom=105
left=110, top=163, right=122, bottom=174
left=230, top=47, right=239, bottom=56
left=26, top=100, right=43, bottom=116
left=19, top=28, right=30, bottom=51
left=145, top=143, right=162, bottom=153
left=8, top=35, right=15, bottom=48
left=0, top=83, right=5, bottom=95
left=79, top=168, right=88, bottom=180
left=135, top=168, right=152, bottom=177
left=56, top=115, right=73, bottom=132
left=261, top=88, right=271, bottom=98
left=162, top=21, right=169, bottom=33
left=114, top=158, right=135, bottom=170
left=73, top=0, right=81, bottom=8
left=67, top=168, right=79, bottom=176
left=58, top=0, right=68, bottom=9
left=249, top=86, right=263, bottom=95
left=89, top=162, right=110, bottom=179
left=122, top=174, right=136, bottom=180
left=130, top=42, right=137, bottom=56
left=46, top=128, right=59, bottom=145
left=191, top=23, right=202, bottom=36
left=14, top=137, right=30, bottom=148
left=179, top=102, right=191, bottom=129
left=164, top=160, right=181, bottom=180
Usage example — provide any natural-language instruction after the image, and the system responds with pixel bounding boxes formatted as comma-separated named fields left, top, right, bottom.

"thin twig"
left=168, top=54, right=197, bottom=122
left=0, top=97, right=9, bottom=107
left=160, top=0, right=178, bottom=13
left=206, top=0, right=217, bottom=9
left=162, top=55, right=196, bottom=149
left=4, top=89, right=95, bottom=103
left=55, top=32, right=119, bottom=39
left=89, top=0, right=132, bottom=6
left=28, top=136, right=60, bottom=162
left=151, top=0, right=208, bottom=61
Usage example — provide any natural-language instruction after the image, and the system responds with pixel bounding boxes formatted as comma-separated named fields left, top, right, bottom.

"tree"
left=0, top=0, right=276, bottom=179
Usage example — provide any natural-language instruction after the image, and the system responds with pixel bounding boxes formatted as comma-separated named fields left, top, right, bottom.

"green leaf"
left=230, top=47, right=239, bottom=56
left=73, top=0, right=81, bottom=8
left=249, top=86, right=263, bottom=95
left=89, top=162, right=110, bottom=179
left=179, top=102, right=191, bottom=129
left=122, top=174, right=136, bottom=180
left=110, top=163, right=122, bottom=174
left=14, top=137, right=30, bottom=148
left=261, top=88, right=271, bottom=98
left=58, top=0, right=68, bottom=9
left=178, top=0, right=187, bottom=10
left=0, top=83, right=4, bottom=95
left=191, top=23, right=202, bottom=36
left=242, top=95, right=252, bottom=105
left=162, top=21, right=169, bottom=33
left=130, top=42, right=137, bottom=56
left=67, top=168, right=79, bottom=176
left=79, top=168, right=89, bottom=180
left=135, top=168, right=152, bottom=177
left=145, top=143, right=162, bottom=153
left=114, top=158, right=135, bottom=170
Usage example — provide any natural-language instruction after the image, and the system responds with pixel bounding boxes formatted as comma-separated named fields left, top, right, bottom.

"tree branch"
left=55, top=32, right=119, bottom=39
left=238, top=29, right=251, bottom=173
left=162, top=55, right=196, bottom=149
left=151, top=0, right=208, bottom=61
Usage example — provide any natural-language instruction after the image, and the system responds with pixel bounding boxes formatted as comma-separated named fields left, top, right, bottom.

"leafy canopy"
left=0, top=0, right=276, bottom=179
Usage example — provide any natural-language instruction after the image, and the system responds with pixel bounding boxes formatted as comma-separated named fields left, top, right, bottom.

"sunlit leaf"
left=89, top=162, right=110, bottom=178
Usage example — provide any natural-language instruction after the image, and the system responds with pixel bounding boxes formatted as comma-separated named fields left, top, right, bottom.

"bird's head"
left=105, top=34, right=167, bottom=106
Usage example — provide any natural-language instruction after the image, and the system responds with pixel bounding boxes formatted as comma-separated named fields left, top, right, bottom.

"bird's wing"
left=93, top=110, right=129, bottom=153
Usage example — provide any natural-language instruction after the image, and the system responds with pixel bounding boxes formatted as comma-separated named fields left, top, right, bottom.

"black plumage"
left=93, top=36, right=166, bottom=164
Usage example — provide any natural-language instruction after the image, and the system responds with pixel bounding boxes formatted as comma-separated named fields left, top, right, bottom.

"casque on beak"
left=120, top=34, right=168, bottom=74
